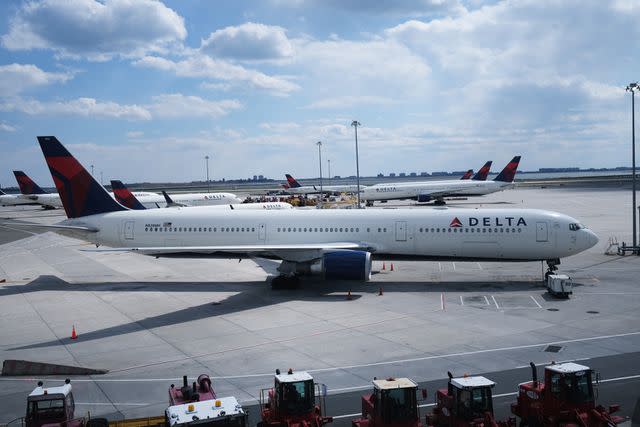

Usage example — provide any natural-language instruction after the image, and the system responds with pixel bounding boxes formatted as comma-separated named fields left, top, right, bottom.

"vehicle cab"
left=369, top=377, right=420, bottom=425
left=272, top=370, right=317, bottom=417
left=447, top=376, right=496, bottom=422
left=26, top=379, right=81, bottom=427
left=544, top=362, right=595, bottom=411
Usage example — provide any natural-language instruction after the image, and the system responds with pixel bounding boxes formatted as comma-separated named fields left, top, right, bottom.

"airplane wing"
left=2, top=222, right=98, bottom=232
left=82, top=242, right=372, bottom=262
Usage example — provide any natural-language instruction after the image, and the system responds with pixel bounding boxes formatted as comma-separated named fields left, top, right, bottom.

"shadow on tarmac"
left=6, top=274, right=586, bottom=351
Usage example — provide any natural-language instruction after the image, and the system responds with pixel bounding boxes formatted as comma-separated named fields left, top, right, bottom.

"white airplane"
left=110, top=180, right=241, bottom=208
left=110, top=180, right=292, bottom=211
left=283, top=174, right=365, bottom=195
left=0, top=188, right=38, bottom=206
left=362, top=157, right=520, bottom=206
left=24, top=136, right=598, bottom=289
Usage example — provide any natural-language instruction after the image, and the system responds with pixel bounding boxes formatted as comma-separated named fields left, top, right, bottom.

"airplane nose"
left=584, top=229, right=599, bottom=249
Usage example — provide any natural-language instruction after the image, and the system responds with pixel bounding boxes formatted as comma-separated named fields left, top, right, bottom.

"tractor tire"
left=86, top=418, right=109, bottom=427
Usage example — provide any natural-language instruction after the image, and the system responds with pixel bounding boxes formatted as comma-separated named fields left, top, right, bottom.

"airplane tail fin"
left=110, top=180, right=146, bottom=210
left=472, top=161, right=493, bottom=181
left=13, top=171, right=48, bottom=194
left=285, top=174, right=302, bottom=188
left=460, top=169, right=473, bottom=180
left=494, top=156, right=521, bottom=182
left=37, top=136, right=127, bottom=218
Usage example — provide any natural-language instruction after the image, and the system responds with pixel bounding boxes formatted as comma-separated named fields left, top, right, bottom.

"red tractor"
left=351, top=377, right=424, bottom=427
left=259, top=369, right=332, bottom=427
left=425, top=372, right=515, bottom=427
left=511, top=362, right=624, bottom=427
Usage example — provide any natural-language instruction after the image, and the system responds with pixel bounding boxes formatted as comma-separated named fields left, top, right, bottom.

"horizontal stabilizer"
left=2, top=222, right=98, bottom=232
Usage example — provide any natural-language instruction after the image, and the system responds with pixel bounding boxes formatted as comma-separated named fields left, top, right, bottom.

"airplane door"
left=536, top=221, right=548, bottom=242
left=124, top=221, right=135, bottom=240
left=395, top=221, right=407, bottom=242
left=258, top=223, right=266, bottom=241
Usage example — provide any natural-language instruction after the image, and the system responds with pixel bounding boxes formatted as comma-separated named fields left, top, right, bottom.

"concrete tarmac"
left=0, top=186, right=638, bottom=423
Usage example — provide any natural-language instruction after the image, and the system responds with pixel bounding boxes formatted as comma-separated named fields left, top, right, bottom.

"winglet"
left=494, top=156, right=521, bottom=182
left=13, top=171, right=48, bottom=194
left=37, top=136, right=127, bottom=218
left=110, top=180, right=146, bottom=210
left=460, top=169, right=473, bottom=180
left=285, top=174, right=302, bottom=188
left=472, top=161, right=493, bottom=181
left=162, top=190, right=186, bottom=207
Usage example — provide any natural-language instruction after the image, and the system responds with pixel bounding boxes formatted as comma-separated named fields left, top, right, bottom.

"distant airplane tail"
left=494, top=156, right=521, bottom=183
left=13, top=171, right=48, bottom=194
left=472, top=161, right=493, bottom=181
left=285, top=174, right=302, bottom=188
left=37, top=136, right=127, bottom=218
left=110, top=180, right=146, bottom=210
left=460, top=169, right=473, bottom=180
left=162, top=190, right=186, bottom=207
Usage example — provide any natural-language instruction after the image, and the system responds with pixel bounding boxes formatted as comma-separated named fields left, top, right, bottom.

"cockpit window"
left=569, top=223, right=584, bottom=231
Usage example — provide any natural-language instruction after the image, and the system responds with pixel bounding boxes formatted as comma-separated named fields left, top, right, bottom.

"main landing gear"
left=433, top=198, right=447, bottom=206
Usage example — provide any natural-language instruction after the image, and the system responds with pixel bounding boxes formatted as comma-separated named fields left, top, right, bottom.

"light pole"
left=90, top=164, right=94, bottom=177
left=626, top=82, right=639, bottom=251
left=327, top=159, right=331, bottom=181
left=351, top=120, right=362, bottom=208
left=316, top=141, right=323, bottom=198
left=100, top=171, right=103, bottom=185
left=205, top=155, right=210, bottom=193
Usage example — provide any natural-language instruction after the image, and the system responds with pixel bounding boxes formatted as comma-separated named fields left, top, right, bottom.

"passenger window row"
left=418, top=227, right=522, bottom=233
left=145, top=226, right=256, bottom=233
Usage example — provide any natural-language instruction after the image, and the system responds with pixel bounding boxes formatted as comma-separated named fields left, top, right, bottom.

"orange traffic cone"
left=390, top=263, right=395, bottom=271
left=382, top=262, right=386, bottom=271
left=71, top=325, right=78, bottom=340
left=378, top=287, right=384, bottom=296
left=347, top=291, right=353, bottom=300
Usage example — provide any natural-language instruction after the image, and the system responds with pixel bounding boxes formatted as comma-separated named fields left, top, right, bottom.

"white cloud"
left=272, top=0, right=465, bottom=16
left=133, top=55, right=299, bottom=95
left=126, top=131, right=144, bottom=138
left=0, top=123, right=16, bottom=132
left=0, top=64, right=73, bottom=95
left=2, top=0, right=186, bottom=60
left=0, top=94, right=241, bottom=121
left=305, top=95, right=395, bottom=109
left=148, top=94, right=243, bottom=118
left=200, top=22, right=294, bottom=61
left=0, top=97, right=151, bottom=120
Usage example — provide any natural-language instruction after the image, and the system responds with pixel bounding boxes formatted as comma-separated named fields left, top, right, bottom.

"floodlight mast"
left=626, top=82, right=638, bottom=253
left=351, top=120, right=362, bottom=208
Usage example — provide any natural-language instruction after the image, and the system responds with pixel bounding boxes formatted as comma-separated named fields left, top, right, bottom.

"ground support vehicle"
left=425, top=373, right=515, bottom=427
left=352, top=377, right=423, bottom=427
left=511, top=362, right=624, bottom=427
left=259, top=369, right=332, bottom=427
left=546, top=274, right=572, bottom=298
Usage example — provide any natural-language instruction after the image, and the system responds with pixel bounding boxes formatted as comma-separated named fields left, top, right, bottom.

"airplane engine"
left=417, top=194, right=432, bottom=203
left=309, top=250, right=372, bottom=281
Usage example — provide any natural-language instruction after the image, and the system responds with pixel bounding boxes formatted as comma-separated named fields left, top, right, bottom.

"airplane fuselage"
left=362, top=180, right=514, bottom=202
left=59, top=207, right=596, bottom=262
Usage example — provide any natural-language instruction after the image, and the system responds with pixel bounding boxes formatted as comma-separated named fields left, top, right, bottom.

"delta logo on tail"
left=460, top=169, right=473, bottom=180
left=285, top=174, right=302, bottom=188
left=450, top=217, right=463, bottom=227
left=37, top=136, right=126, bottom=218
left=13, top=171, right=47, bottom=195
left=111, top=180, right=146, bottom=210
left=472, top=161, right=493, bottom=181
left=494, top=156, right=521, bottom=183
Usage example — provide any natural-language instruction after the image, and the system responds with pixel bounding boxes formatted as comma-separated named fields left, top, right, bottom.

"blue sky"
left=0, top=0, right=637, bottom=187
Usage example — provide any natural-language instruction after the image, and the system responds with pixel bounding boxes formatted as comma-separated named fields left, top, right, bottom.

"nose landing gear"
left=544, top=258, right=560, bottom=281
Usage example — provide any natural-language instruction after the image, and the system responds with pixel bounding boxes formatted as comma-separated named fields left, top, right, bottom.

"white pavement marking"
left=452, top=262, right=456, bottom=271
left=530, top=295, right=543, bottom=308
left=460, top=295, right=464, bottom=306
left=492, top=295, right=500, bottom=309
left=484, top=296, right=490, bottom=305
left=476, top=262, right=483, bottom=270
left=2, top=332, right=639, bottom=382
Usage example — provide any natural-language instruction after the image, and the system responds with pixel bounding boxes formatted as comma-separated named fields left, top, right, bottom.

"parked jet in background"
left=13, top=170, right=61, bottom=209
left=0, top=187, right=38, bottom=206
left=30, top=137, right=596, bottom=288
left=361, top=157, right=520, bottom=206
left=283, top=174, right=365, bottom=195
left=460, top=169, right=473, bottom=180
left=471, top=161, right=493, bottom=181
left=111, top=180, right=292, bottom=210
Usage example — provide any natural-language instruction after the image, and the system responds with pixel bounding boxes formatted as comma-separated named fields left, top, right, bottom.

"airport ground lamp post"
left=351, top=120, right=362, bottom=208
left=317, top=141, right=323, bottom=200
left=626, top=82, right=639, bottom=254
left=328, top=159, right=331, bottom=181
left=205, top=155, right=211, bottom=193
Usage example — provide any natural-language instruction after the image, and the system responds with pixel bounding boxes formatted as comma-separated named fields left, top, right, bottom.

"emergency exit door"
left=124, top=221, right=135, bottom=240
left=536, top=221, right=548, bottom=242
left=395, top=221, right=407, bottom=242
